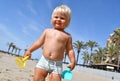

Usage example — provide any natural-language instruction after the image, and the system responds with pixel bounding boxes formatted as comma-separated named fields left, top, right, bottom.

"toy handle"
left=67, top=64, right=71, bottom=71
left=67, top=67, right=71, bottom=71
left=22, top=56, right=29, bottom=61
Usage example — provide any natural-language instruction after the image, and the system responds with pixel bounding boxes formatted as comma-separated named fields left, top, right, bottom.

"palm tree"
left=86, top=40, right=99, bottom=63
left=82, top=51, right=89, bottom=65
left=18, top=48, right=21, bottom=56
left=24, top=49, right=27, bottom=54
left=113, top=28, right=120, bottom=65
left=11, top=45, right=16, bottom=53
left=105, top=44, right=118, bottom=64
left=14, top=46, right=18, bottom=54
left=92, top=53, right=101, bottom=63
left=113, top=28, right=120, bottom=48
left=94, top=47, right=105, bottom=63
left=7, top=42, right=14, bottom=53
left=63, top=51, right=67, bottom=64
left=73, top=40, right=86, bottom=65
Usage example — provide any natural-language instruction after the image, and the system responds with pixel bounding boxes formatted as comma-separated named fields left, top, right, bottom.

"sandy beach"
left=0, top=51, right=117, bottom=81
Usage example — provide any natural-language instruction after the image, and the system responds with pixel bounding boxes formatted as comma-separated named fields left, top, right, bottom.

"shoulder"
left=63, top=31, right=72, bottom=43
left=43, top=28, right=53, bottom=33
left=44, top=28, right=51, bottom=31
left=64, top=31, right=72, bottom=38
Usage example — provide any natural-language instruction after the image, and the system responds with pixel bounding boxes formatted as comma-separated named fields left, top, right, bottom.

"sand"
left=0, top=52, right=117, bottom=81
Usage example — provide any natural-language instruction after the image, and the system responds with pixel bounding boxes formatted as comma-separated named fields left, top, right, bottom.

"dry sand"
left=0, top=52, right=117, bottom=81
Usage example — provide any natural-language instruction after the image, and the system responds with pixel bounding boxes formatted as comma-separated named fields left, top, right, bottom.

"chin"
left=55, top=26, right=61, bottom=29
left=55, top=27, right=63, bottom=30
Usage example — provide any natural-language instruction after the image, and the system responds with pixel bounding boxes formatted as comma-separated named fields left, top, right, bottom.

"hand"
left=67, top=63, right=75, bottom=71
left=24, top=50, right=31, bottom=58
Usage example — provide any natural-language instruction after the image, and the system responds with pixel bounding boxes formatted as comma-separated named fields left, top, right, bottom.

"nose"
left=56, top=18, right=61, bottom=23
left=57, top=17, right=60, bottom=21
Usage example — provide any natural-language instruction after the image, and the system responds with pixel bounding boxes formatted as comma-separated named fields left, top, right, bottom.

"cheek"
left=51, top=19, right=54, bottom=24
left=62, top=20, right=68, bottom=25
left=61, top=20, right=66, bottom=23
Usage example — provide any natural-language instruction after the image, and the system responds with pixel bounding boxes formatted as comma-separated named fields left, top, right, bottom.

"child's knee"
left=33, top=76, right=45, bottom=81
left=49, top=74, right=61, bottom=81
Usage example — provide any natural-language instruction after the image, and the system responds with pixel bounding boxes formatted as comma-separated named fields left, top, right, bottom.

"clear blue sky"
left=0, top=0, right=120, bottom=63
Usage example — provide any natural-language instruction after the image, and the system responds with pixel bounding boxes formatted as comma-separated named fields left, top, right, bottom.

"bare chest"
left=46, top=30, right=69, bottom=44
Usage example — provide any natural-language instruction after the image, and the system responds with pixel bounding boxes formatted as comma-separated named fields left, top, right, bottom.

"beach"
left=0, top=51, right=117, bottom=81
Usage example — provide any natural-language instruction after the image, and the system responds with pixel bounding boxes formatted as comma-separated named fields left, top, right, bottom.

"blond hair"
left=52, top=5, right=71, bottom=27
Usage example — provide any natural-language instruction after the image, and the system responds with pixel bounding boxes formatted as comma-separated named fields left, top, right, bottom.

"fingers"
left=67, top=63, right=75, bottom=71
left=24, top=50, right=31, bottom=58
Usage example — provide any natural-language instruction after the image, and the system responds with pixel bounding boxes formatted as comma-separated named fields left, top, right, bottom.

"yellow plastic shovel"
left=15, top=56, right=29, bottom=68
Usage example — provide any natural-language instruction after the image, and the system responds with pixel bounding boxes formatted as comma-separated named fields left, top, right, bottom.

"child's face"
left=51, top=11, right=69, bottom=30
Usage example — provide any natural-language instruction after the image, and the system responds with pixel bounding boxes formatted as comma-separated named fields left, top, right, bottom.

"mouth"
left=56, top=23, right=61, bottom=26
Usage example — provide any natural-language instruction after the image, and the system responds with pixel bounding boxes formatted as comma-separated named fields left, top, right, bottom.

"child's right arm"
left=24, top=29, right=47, bottom=57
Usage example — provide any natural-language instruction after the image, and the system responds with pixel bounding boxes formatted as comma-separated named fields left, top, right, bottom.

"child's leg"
left=33, top=68, right=48, bottom=81
left=49, top=74, right=61, bottom=81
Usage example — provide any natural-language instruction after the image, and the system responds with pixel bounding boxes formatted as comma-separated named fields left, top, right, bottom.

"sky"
left=0, top=0, right=120, bottom=63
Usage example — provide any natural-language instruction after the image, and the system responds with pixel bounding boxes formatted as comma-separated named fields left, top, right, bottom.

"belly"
left=43, top=51, right=64, bottom=61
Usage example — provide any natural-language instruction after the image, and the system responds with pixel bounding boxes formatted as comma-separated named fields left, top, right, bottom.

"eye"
left=60, top=17, right=65, bottom=19
left=54, top=16, right=58, bottom=18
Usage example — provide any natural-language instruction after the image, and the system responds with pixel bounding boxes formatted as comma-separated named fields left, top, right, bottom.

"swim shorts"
left=36, top=55, right=63, bottom=74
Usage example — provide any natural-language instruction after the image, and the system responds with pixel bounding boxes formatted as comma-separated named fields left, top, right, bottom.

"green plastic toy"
left=62, top=68, right=73, bottom=80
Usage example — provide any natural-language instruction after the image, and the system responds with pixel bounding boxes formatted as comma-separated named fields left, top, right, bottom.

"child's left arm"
left=66, top=36, right=76, bottom=70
